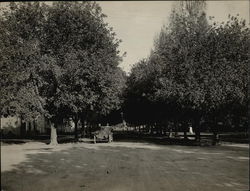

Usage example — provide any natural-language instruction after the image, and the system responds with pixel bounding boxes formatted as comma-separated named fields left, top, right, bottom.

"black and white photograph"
left=0, top=1, right=249, bottom=191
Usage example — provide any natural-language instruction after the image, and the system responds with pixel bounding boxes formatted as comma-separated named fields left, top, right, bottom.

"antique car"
left=93, top=126, right=113, bottom=143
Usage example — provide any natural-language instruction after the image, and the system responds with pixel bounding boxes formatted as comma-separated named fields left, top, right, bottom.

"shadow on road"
left=113, top=133, right=199, bottom=146
left=1, top=138, right=248, bottom=191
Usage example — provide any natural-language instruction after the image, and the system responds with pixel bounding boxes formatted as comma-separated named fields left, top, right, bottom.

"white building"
left=0, top=115, right=47, bottom=136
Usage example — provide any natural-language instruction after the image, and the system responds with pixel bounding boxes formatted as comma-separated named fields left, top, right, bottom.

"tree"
left=0, top=2, right=47, bottom=128
left=124, top=59, right=155, bottom=125
left=41, top=2, right=125, bottom=140
left=201, top=15, right=249, bottom=142
left=152, top=3, right=249, bottom=141
left=124, top=0, right=249, bottom=144
left=0, top=2, right=125, bottom=143
left=137, top=1, right=210, bottom=140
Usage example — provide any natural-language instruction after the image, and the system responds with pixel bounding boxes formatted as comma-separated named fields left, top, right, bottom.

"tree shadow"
left=1, top=139, right=248, bottom=191
left=1, top=144, right=127, bottom=191
left=113, top=133, right=199, bottom=147
left=1, top=146, right=78, bottom=191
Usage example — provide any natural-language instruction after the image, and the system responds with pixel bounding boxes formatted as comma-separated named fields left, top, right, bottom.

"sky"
left=98, top=1, right=249, bottom=73
left=0, top=1, right=249, bottom=74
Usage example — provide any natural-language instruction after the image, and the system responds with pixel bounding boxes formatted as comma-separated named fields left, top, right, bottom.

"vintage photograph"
left=0, top=1, right=249, bottom=191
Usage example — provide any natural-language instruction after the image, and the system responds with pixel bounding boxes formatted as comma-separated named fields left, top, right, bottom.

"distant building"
left=0, top=115, right=47, bottom=137
left=0, top=115, right=79, bottom=137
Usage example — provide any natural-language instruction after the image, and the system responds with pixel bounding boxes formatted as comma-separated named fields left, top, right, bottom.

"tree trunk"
left=33, top=120, right=37, bottom=135
left=74, top=118, right=79, bottom=141
left=169, top=126, right=173, bottom=138
left=174, top=122, right=178, bottom=137
left=194, top=118, right=200, bottom=142
left=50, top=123, right=58, bottom=145
left=28, top=122, right=32, bottom=132
left=212, top=120, right=219, bottom=146
left=156, top=124, right=160, bottom=135
left=183, top=123, right=188, bottom=140
left=212, top=132, right=219, bottom=146
left=81, top=120, right=86, bottom=138
left=20, top=116, right=26, bottom=137
left=150, top=125, right=153, bottom=135
left=163, top=124, right=167, bottom=135
left=88, top=124, right=92, bottom=138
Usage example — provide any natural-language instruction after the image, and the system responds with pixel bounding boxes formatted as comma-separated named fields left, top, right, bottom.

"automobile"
left=93, top=126, right=113, bottom=143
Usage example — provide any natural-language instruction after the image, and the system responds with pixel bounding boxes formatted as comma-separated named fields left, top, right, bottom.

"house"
left=0, top=115, right=47, bottom=137
left=0, top=115, right=77, bottom=137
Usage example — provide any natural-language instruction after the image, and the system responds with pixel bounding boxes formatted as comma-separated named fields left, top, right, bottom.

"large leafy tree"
left=124, top=58, right=164, bottom=126
left=125, top=1, right=249, bottom=142
left=125, top=1, right=209, bottom=136
left=151, top=2, right=249, bottom=140
left=201, top=15, right=249, bottom=131
left=0, top=2, right=47, bottom=123
left=41, top=2, right=125, bottom=140
left=0, top=2, right=125, bottom=142
left=124, top=59, right=151, bottom=125
left=151, top=1, right=209, bottom=138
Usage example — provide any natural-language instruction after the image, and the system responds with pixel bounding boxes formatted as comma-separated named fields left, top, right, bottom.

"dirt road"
left=1, top=141, right=249, bottom=191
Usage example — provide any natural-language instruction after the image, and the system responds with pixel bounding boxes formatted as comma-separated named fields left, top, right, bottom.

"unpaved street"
left=1, top=141, right=249, bottom=191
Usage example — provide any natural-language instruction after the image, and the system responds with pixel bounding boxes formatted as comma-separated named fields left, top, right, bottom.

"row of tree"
left=0, top=2, right=126, bottom=143
left=124, top=1, right=249, bottom=141
left=1, top=2, right=248, bottom=144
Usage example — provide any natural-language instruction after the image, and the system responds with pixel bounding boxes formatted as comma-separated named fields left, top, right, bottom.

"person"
left=189, top=125, right=194, bottom=134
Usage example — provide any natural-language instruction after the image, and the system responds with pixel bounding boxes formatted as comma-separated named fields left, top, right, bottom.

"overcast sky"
left=0, top=1, right=249, bottom=73
left=98, top=1, right=249, bottom=73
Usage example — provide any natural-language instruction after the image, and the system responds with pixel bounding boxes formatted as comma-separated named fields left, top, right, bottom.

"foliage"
left=124, top=1, right=249, bottom=130
left=0, top=2, right=126, bottom=127
left=40, top=2, right=125, bottom=122
left=0, top=2, right=47, bottom=121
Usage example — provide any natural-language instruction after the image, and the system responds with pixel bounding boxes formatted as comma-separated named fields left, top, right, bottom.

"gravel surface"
left=1, top=141, right=249, bottom=191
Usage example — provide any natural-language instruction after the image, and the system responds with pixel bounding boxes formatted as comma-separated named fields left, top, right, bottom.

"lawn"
left=1, top=141, right=249, bottom=191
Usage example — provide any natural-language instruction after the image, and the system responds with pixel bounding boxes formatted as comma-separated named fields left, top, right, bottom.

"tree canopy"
left=0, top=2, right=126, bottom=130
left=124, top=1, right=249, bottom=133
